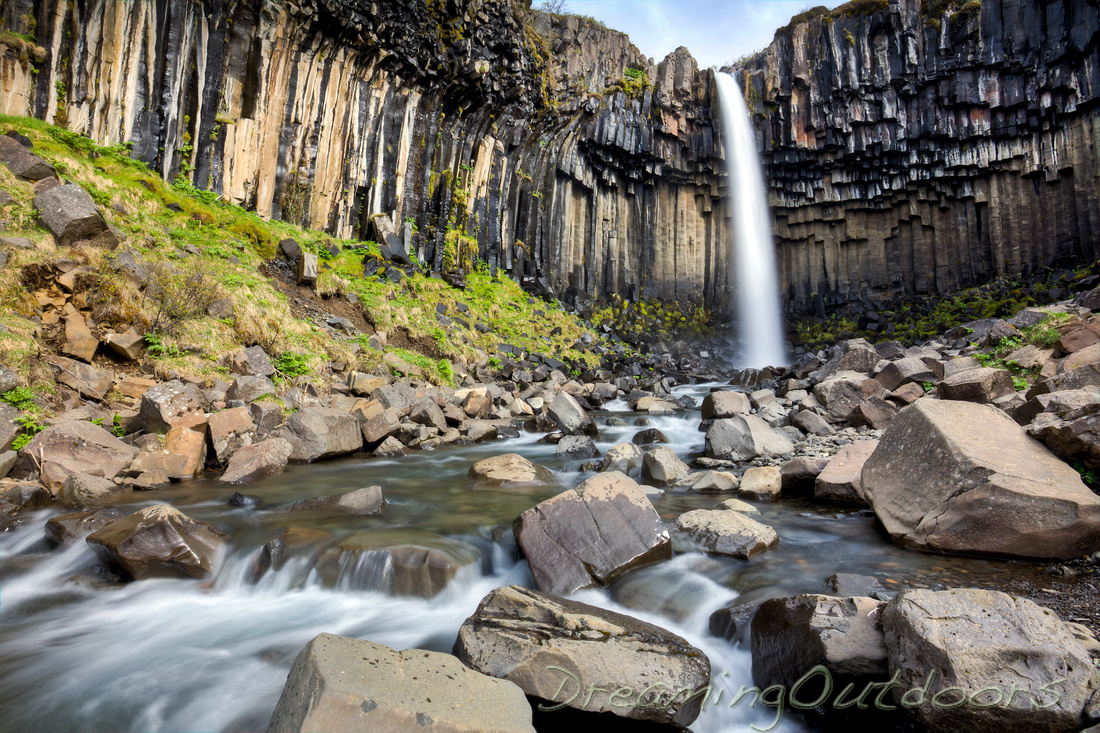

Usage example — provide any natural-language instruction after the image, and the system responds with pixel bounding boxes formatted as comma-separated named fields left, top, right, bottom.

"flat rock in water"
left=59, top=472, right=128, bottom=510
left=313, top=534, right=480, bottom=599
left=267, top=633, right=534, bottom=733
left=673, top=509, right=778, bottom=559
left=453, top=584, right=710, bottom=728
left=598, top=442, right=643, bottom=474
left=468, top=453, right=552, bottom=486
left=284, top=486, right=383, bottom=515
left=86, top=504, right=227, bottom=580
left=45, top=507, right=124, bottom=547
left=862, top=400, right=1100, bottom=559
left=882, top=588, right=1098, bottom=733
left=739, top=466, right=781, bottom=501
left=672, top=470, right=740, bottom=492
left=513, top=471, right=670, bottom=594
left=641, top=446, right=690, bottom=486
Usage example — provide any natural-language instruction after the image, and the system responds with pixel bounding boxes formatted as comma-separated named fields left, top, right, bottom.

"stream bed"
left=0, top=383, right=1066, bottom=732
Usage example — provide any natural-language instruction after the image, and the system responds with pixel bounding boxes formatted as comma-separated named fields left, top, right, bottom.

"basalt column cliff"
left=736, top=0, right=1100, bottom=315
left=0, top=0, right=730, bottom=311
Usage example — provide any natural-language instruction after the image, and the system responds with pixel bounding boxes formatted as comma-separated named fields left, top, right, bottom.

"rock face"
left=882, top=588, right=1098, bottom=733
left=453, top=585, right=710, bottom=728
left=513, top=472, right=670, bottom=594
left=740, top=1, right=1099, bottom=315
left=267, top=633, right=534, bottom=733
left=861, top=400, right=1100, bottom=560
left=86, top=505, right=228, bottom=580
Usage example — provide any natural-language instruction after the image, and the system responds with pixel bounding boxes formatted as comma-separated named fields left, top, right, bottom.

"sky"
left=560, top=0, right=849, bottom=68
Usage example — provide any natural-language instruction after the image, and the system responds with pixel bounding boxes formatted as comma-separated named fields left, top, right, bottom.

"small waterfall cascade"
left=715, top=72, right=788, bottom=369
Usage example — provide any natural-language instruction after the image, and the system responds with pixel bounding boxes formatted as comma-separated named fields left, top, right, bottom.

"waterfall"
left=715, top=72, right=787, bottom=369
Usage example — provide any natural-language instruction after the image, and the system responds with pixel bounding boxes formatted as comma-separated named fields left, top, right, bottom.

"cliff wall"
left=737, top=0, right=1100, bottom=314
left=0, top=0, right=731, bottom=311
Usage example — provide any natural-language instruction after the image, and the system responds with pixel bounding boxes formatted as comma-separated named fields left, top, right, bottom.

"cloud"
left=563, top=0, right=848, bottom=67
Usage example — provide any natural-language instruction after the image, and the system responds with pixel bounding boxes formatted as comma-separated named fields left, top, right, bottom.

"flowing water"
left=0, top=384, right=1061, bottom=732
left=716, top=73, right=787, bottom=370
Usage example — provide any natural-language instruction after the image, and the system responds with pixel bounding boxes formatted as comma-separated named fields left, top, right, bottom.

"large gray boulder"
left=15, top=420, right=137, bottom=480
left=453, top=584, right=710, bottom=728
left=279, top=406, right=363, bottom=462
left=267, top=633, right=534, bottom=733
left=700, top=390, right=751, bottom=419
left=705, top=414, right=794, bottom=461
left=937, top=367, right=1015, bottom=404
left=598, top=442, right=644, bottom=474
left=59, top=472, right=128, bottom=510
left=751, top=594, right=887, bottom=691
left=86, top=505, right=227, bottom=580
left=218, top=437, right=292, bottom=484
left=44, top=507, right=124, bottom=547
left=641, top=446, right=690, bottom=485
left=861, top=400, right=1100, bottom=560
left=0, top=135, right=56, bottom=180
left=139, top=381, right=206, bottom=433
left=882, top=588, right=1098, bottom=733
left=1030, top=413, right=1100, bottom=470
left=513, top=471, right=670, bottom=594
left=229, top=345, right=276, bottom=377
left=814, top=372, right=885, bottom=422
left=672, top=509, right=778, bottom=558
left=546, top=391, right=597, bottom=436
left=814, top=440, right=878, bottom=505
left=34, top=183, right=108, bottom=245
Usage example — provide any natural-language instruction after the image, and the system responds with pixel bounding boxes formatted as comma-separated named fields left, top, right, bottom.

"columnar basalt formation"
left=0, top=0, right=731, bottom=310
left=736, top=0, right=1100, bottom=314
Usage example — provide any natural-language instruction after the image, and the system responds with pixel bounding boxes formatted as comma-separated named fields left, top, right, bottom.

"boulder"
left=468, top=453, right=552, bottom=486
left=250, top=401, right=284, bottom=435
left=780, top=456, right=828, bottom=493
left=49, top=356, right=113, bottom=400
left=44, top=506, right=124, bottom=547
left=1030, top=413, right=1100, bottom=470
left=459, top=387, right=492, bottom=419
left=814, top=440, right=878, bottom=505
left=513, top=471, right=670, bottom=594
left=814, top=372, right=885, bottom=422
left=1029, top=363, right=1100, bottom=398
left=1013, top=388, right=1099, bottom=426
left=372, top=383, right=419, bottom=417
left=847, top=396, right=899, bottom=429
left=453, top=585, right=709, bottom=728
left=86, top=504, right=227, bottom=580
left=641, top=446, right=690, bottom=486
left=206, top=406, right=255, bottom=464
left=555, top=435, right=598, bottom=459
left=718, top=498, right=760, bottom=513
left=229, top=345, right=275, bottom=378
left=739, top=466, right=781, bottom=501
left=700, top=390, right=750, bottom=419
left=34, top=183, right=108, bottom=245
left=347, top=371, right=388, bottom=397
left=889, top=381, right=927, bottom=405
left=15, top=420, right=137, bottom=480
left=705, top=414, right=794, bottom=461
left=751, top=594, right=887, bottom=694
left=671, top=470, right=740, bottom=492
left=815, top=339, right=881, bottom=380
left=408, top=398, right=447, bottom=431
left=59, top=472, right=128, bottom=510
left=937, top=367, right=1015, bottom=404
left=279, top=407, right=363, bottom=462
left=2, top=482, right=52, bottom=509
left=105, top=327, right=144, bottom=361
left=373, top=435, right=406, bottom=457
left=0, top=135, right=56, bottom=180
left=219, top=437, right=292, bottom=484
left=861, top=400, right=1100, bottom=559
left=874, top=357, right=936, bottom=391
left=672, top=509, right=778, bottom=558
left=359, top=403, right=401, bottom=444
left=225, top=375, right=276, bottom=403
left=313, top=535, right=480, bottom=598
left=296, top=252, right=318, bottom=286
left=792, top=409, right=834, bottom=436
left=267, top=633, right=534, bottom=733
left=285, top=486, right=384, bottom=515
left=139, top=381, right=206, bottom=433
left=598, top=442, right=644, bottom=474
left=62, top=314, right=99, bottom=362
left=0, top=364, right=19, bottom=393
left=546, top=391, right=596, bottom=436
left=1057, top=323, right=1100, bottom=354
left=882, top=588, right=1098, bottom=733
left=163, top=422, right=208, bottom=477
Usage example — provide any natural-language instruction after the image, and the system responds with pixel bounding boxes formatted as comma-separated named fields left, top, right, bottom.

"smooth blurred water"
left=0, top=383, right=1058, bottom=732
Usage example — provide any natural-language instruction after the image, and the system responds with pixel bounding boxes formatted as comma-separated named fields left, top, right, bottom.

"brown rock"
left=105, top=327, right=145, bottom=361
left=206, top=406, right=254, bottom=464
left=59, top=472, right=129, bottom=509
left=61, top=314, right=99, bottom=362
left=739, top=466, right=781, bottom=501
left=780, top=456, right=829, bottom=492
left=16, top=420, right=137, bottom=480
left=847, top=395, right=899, bottom=429
left=513, top=472, right=670, bottom=594
left=673, top=508, right=778, bottom=558
left=139, top=381, right=206, bottom=433
left=889, top=381, right=926, bottom=405
left=936, top=367, right=1015, bottom=404
left=49, top=356, right=113, bottom=400
left=219, top=437, right=293, bottom=484
left=469, top=453, right=552, bottom=486
left=117, top=376, right=158, bottom=400
left=163, top=421, right=208, bottom=476
left=815, top=440, right=878, bottom=505
left=45, top=506, right=125, bottom=547
left=701, top=390, right=751, bottom=419
left=229, top=345, right=275, bottom=378
left=453, top=585, right=708, bottom=728
left=285, top=486, right=384, bottom=515
left=862, top=400, right=1100, bottom=559
left=1057, top=323, right=1100, bottom=354
left=86, top=504, right=227, bottom=580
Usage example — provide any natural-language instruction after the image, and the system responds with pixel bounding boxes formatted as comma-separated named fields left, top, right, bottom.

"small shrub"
left=274, top=352, right=310, bottom=378
left=1, top=386, right=38, bottom=412
left=141, top=261, right=217, bottom=334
